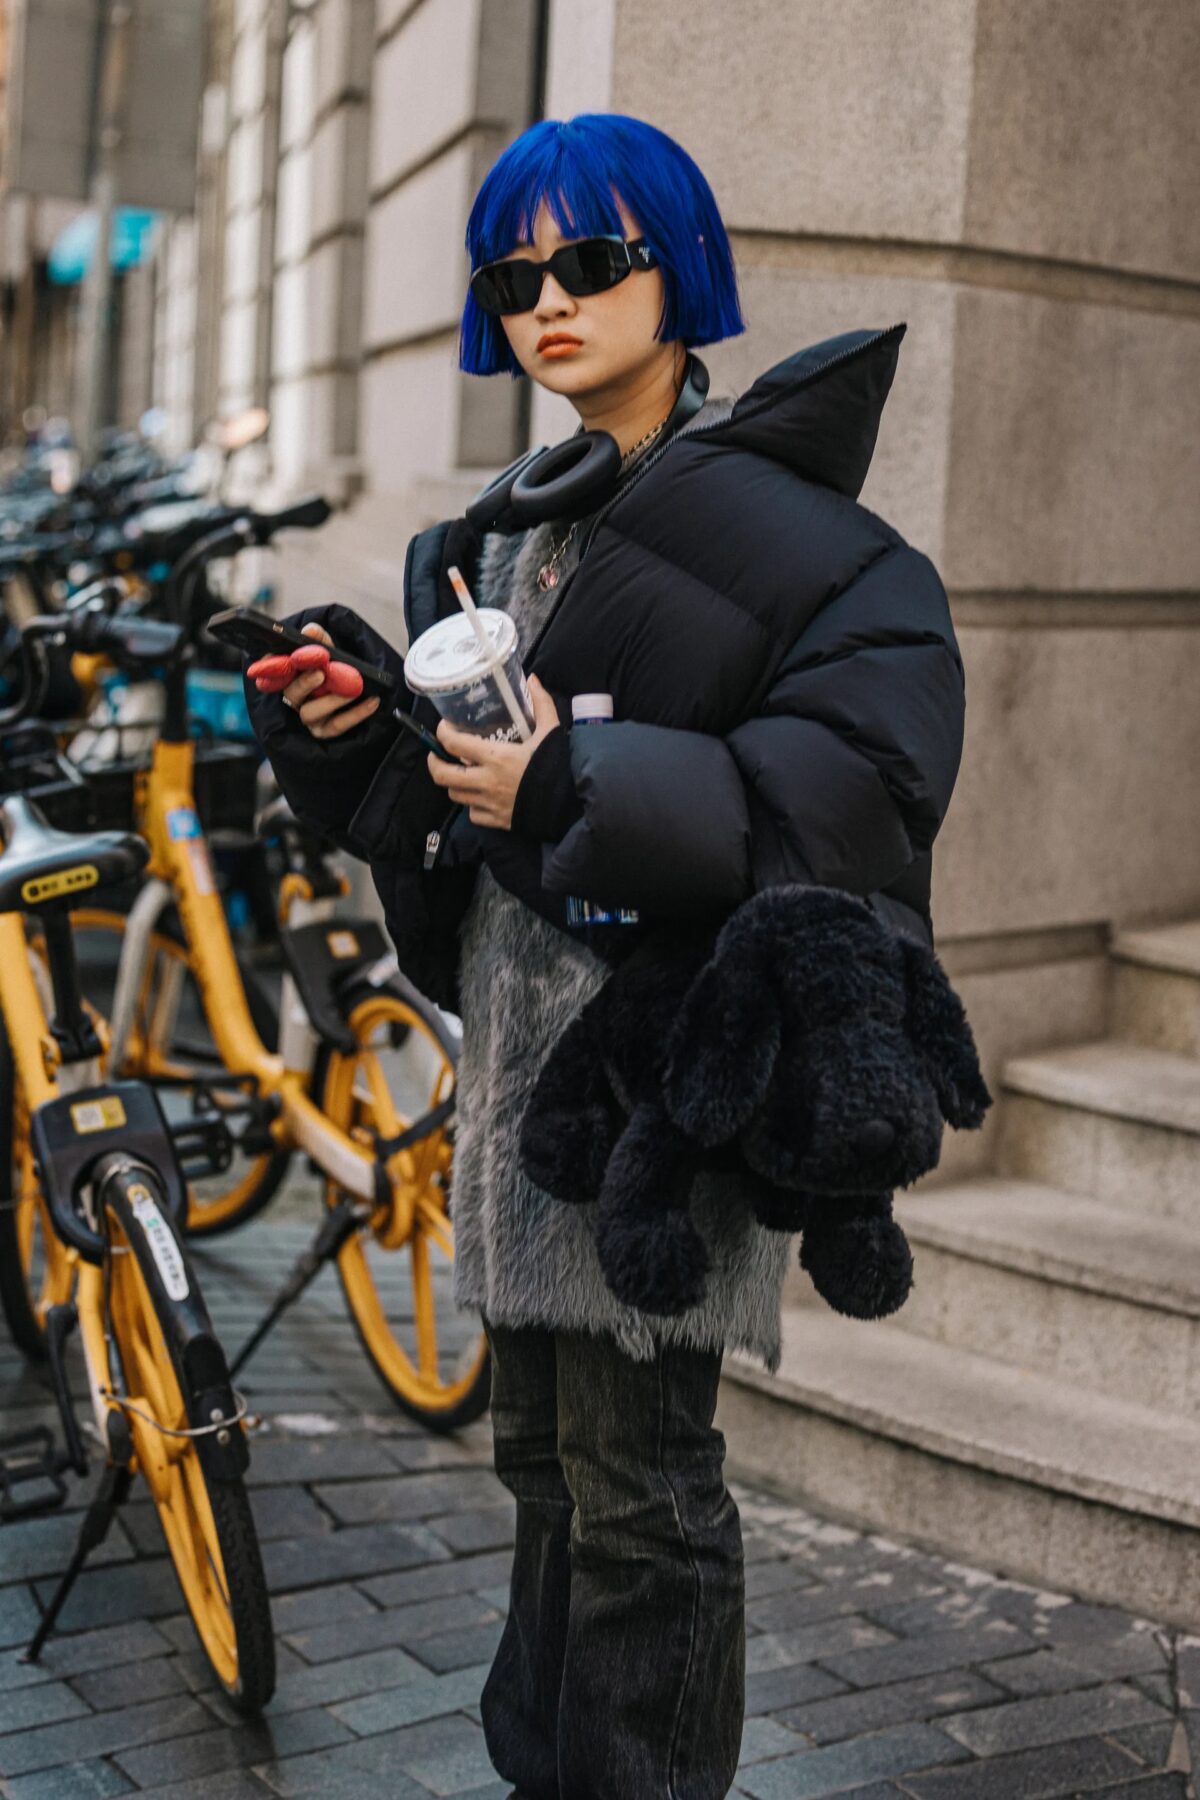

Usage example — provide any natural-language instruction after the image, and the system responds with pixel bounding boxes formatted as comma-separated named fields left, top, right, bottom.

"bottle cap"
left=571, top=692, right=613, bottom=721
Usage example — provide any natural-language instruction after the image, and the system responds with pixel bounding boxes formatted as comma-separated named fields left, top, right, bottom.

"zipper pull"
left=423, top=804, right=462, bottom=870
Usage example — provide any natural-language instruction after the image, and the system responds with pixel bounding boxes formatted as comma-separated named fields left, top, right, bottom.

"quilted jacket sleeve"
left=540, top=542, right=965, bottom=916
left=241, top=601, right=409, bottom=857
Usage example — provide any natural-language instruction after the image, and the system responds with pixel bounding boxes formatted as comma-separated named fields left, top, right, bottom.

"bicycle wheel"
left=0, top=983, right=73, bottom=1359
left=103, top=1195, right=275, bottom=1712
left=315, top=988, right=491, bottom=1432
left=71, top=908, right=291, bottom=1236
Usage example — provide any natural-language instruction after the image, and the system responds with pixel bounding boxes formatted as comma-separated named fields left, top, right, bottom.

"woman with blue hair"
left=248, top=112, right=967, bottom=1800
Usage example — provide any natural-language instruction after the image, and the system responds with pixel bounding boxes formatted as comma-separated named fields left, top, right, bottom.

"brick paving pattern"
left=1, top=1207, right=1197, bottom=1799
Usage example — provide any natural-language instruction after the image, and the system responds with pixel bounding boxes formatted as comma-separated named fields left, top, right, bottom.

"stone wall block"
left=369, top=0, right=481, bottom=193
left=611, top=0, right=976, bottom=244
left=311, top=104, right=370, bottom=244
left=315, top=0, right=374, bottom=116
left=964, top=0, right=1200, bottom=280
left=933, top=623, right=1200, bottom=940
left=364, top=145, right=474, bottom=349
left=942, top=288, right=1200, bottom=593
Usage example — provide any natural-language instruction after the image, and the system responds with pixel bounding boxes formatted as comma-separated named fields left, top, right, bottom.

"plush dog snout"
left=856, top=1117, right=896, bottom=1157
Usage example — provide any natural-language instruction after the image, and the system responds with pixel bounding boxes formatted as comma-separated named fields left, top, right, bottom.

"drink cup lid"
left=571, top=692, right=613, bottom=721
left=404, top=608, right=518, bottom=695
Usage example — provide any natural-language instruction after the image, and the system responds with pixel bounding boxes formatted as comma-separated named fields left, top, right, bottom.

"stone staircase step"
left=717, top=1308, right=1200, bottom=1626
left=1112, top=919, right=1200, bottom=977
left=893, top=1177, right=1200, bottom=1415
left=1110, top=918, right=1200, bottom=1057
left=996, top=1040, right=1200, bottom=1220
left=1004, top=1039, right=1200, bottom=1130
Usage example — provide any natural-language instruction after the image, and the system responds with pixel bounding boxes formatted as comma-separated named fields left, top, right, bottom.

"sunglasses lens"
left=557, top=239, right=628, bottom=295
left=473, top=262, right=538, bottom=315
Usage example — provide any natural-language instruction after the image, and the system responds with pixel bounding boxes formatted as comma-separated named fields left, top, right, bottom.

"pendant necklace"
left=536, top=413, right=669, bottom=592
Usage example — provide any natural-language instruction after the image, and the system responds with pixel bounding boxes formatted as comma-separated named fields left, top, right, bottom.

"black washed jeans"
left=479, top=1312, right=746, bottom=1800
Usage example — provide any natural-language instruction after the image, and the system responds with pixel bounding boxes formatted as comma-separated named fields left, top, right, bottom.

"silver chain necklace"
left=535, top=414, right=669, bottom=592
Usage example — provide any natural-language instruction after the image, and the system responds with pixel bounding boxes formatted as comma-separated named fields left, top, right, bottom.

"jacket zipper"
left=423, top=323, right=903, bottom=873
left=423, top=811, right=457, bottom=870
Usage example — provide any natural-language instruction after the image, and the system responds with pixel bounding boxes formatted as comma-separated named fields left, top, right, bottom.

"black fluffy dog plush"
left=519, top=884, right=992, bottom=1322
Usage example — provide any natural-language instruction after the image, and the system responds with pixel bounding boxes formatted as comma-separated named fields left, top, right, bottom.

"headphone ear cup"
left=465, top=446, right=545, bottom=534
left=509, top=431, right=622, bottom=526
left=463, top=351, right=710, bottom=535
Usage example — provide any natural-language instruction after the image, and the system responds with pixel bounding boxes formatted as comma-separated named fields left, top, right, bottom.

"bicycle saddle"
left=0, top=796, right=148, bottom=914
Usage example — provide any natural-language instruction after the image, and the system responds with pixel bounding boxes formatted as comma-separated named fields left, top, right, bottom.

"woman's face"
left=497, top=195, right=679, bottom=400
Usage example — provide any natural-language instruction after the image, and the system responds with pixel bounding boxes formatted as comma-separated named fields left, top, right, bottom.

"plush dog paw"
left=594, top=1202, right=710, bottom=1316
left=519, top=1101, right=616, bottom=1204
left=799, top=1212, right=913, bottom=1320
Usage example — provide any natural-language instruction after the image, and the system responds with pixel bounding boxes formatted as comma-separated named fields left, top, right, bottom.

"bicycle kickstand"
left=23, top=1415, right=135, bottom=1664
left=229, top=1199, right=362, bottom=1378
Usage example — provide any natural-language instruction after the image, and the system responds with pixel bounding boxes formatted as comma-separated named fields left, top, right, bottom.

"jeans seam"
left=657, top=1349, right=702, bottom=1800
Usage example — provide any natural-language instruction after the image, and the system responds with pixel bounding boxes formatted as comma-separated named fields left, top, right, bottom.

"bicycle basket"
left=192, top=738, right=262, bottom=834
left=0, top=724, right=96, bottom=833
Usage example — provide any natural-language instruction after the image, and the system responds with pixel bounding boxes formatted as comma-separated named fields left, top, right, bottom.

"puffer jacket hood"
left=698, top=322, right=904, bottom=499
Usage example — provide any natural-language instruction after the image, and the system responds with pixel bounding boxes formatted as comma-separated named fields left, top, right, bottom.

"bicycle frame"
left=0, top=909, right=169, bottom=1451
left=108, top=735, right=381, bottom=1203
left=0, top=914, right=107, bottom=1423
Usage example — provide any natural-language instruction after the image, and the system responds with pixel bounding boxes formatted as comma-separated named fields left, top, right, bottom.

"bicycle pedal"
left=0, top=1426, right=70, bottom=1521
left=168, top=1112, right=235, bottom=1180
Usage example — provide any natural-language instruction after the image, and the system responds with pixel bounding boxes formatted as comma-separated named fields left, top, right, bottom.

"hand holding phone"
left=242, top=618, right=383, bottom=741
left=246, top=642, right=364, bottom=699
left=207, top=604, right=398, bottom=700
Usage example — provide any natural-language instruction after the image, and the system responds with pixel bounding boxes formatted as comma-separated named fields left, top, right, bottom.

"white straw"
left=446, top=564, right=532, bottom=741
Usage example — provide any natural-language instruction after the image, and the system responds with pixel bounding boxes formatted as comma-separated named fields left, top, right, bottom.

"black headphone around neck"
left=465, top=351, right=710, bottom=536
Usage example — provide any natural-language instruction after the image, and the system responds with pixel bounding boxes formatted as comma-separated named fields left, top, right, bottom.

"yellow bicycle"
left=0, top=664, right=274, bottom=1708
left=12, top=529, right=490, bottom=1431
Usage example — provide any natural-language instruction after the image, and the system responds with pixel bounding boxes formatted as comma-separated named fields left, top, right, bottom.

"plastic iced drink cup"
left=403, top=608, right=535, bottom=742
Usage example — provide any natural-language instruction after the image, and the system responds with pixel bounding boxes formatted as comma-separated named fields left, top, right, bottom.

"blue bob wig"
left=459, top=113, right=746, bottom=378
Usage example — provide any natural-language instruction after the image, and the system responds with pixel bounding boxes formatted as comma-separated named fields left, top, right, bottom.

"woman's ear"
left=663, top=954, right=781, bottom=1147
left=900, top=936, right=992, bottom=1130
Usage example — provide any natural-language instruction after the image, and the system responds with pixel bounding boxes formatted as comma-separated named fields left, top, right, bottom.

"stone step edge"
left=1110, top=920, right=1200, bottom=978
left=897, top=1180, right=1200, bottom=1319
left=1002, top=1043, right=1200, bottom=1137
left=722, top=1314, right=1200, bottom=1533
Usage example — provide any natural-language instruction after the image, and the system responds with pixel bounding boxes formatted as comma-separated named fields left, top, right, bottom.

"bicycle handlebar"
left=84, top=610, right=186, bottom=667
left=248, top=494, right=332, bottom=542
left=0, top=621, right=52, bottom=730
left=163, top=494, right=333, bottom=633
left=0, top=605, right=187, bottom=730
left=0, top=494, right=334, bottom=727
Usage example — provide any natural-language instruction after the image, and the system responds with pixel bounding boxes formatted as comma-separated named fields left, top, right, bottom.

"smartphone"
left=205, top=605, right=399, bottom=700
left=393, top=706, right=465, bottom=765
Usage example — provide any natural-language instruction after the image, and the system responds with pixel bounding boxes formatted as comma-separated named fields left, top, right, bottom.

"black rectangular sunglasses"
left=469, top=235, right=658, bottom=316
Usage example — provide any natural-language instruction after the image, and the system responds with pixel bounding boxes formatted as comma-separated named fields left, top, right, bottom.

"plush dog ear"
left=519, top=1006, right=621, bottom=1202
left=662, top=954, right=781, bottom=1147
left=593, top=1103, right=710, bottom=1316
left=899, top=936, right=992, bottom=1130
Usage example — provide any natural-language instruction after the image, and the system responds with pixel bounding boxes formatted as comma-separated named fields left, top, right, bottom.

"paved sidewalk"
left=0, top=1207, right=1197, bottom=1800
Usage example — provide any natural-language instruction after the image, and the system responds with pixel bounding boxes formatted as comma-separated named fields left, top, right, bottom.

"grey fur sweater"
left=448, top=395, right=792, bottom=1371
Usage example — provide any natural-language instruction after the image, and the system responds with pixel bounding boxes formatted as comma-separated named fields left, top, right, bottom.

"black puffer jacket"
left=246, top=323, right=966, bottom=1014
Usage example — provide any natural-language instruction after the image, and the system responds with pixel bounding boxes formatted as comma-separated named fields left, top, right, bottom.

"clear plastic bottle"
left=565, top=693, right=640, bottom=928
